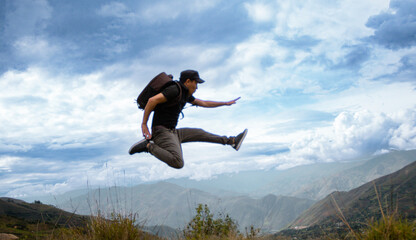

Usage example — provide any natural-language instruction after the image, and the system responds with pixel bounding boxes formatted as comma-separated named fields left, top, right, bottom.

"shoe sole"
left=235, top=129, right=248, bottom=151
left=128, top=139, right=147, bottom=155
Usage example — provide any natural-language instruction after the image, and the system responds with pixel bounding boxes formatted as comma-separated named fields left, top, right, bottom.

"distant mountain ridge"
left=51, top=181, right=314, bottom=233
left=23, top=150, right=415, bottom=204
left=167, top=150, right=416, bottom=200
left=289, top=160, right=416, bottom=228
left=292, top=149, right=416, bottom=200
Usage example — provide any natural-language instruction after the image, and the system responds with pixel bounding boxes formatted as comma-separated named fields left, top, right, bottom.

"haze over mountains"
left=166, top=150, right=416, bottom=200
left=18, top=149, right=416, bottom=233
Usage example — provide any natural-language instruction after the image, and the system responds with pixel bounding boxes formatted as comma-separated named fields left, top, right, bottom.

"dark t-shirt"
left=152, top=82, right=195, bottom=129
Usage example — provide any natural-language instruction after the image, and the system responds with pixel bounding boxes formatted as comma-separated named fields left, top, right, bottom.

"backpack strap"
left=161, top=81, right=182, bottom=108
left=173, top=81, right=182, bottom=104
left=174, top=81, right=185, bottom=119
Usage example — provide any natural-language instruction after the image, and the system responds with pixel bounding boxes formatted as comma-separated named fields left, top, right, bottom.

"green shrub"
left=184, top=204, right=241, bottom=240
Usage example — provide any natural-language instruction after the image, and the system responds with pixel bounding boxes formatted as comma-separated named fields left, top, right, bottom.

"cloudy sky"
left=1, top=0, right=416, bottom=198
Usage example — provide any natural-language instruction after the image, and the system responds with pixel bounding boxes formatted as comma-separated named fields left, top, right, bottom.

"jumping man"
left=129, top=70, right=248, bottom=169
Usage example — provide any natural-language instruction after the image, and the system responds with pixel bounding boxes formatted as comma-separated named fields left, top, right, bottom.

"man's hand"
left=141, top=123, right=152, bottom=139
left=225, top=97, right=241, bottom=106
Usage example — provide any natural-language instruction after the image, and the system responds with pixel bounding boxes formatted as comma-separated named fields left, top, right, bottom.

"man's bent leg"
left=148, top=128, right=184, bottom=169
left=178, top=128, right=232, bottom=145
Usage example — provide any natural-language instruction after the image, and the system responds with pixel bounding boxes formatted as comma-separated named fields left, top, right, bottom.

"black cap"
left=179, top=70, right=205, bottom=83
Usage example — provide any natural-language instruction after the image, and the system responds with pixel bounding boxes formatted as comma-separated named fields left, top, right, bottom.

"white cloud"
left=272, top=0, right=389, bottom=40
left=304, top=80, right=416, bottom=114
left=0, top=156, right=21, bottom=172
left=279, top=109, right=416, bottom=166
left=389, top=109, right=416, bottom=149
left=97, top=2, right=138, bottom=23
left=0, top=67, right=138, bottom=148
left=244, top=2, right=275, bottom=23
left=6, top=182, right=71, bottom=199
left=98, top=0, right=220, bottom=24
left=13, top=36, right=59, bottom=60
left=139, top=0, right=219, bottom=23
left=195, top=33, right=304, bottom=100
left=143, top=44, right=229, bottom=70
left=360, top=46, right=416, bottom=81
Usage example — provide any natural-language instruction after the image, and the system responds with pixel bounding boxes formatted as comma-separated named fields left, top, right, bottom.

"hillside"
left=0, top=198, right=87, bottom=239
left=0, top=198, right=86, bottom=226
left=289, top=160, right=416, bottom=229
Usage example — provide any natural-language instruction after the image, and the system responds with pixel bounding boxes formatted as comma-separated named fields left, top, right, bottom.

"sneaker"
left=128, top=139, right=149, bottom=155
left=231, top=129, right=248, bottom=151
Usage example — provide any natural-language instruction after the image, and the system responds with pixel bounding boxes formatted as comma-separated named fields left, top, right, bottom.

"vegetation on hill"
left=0, top=198, right=87, bottom=239
left=183, top=204, right=260, bottom=240
left=54, top=213, right=160, bottom=240
left=275, top=208, right=416, bottom=239
left=54, top=204, right=261, bottom=240
left=53, top=203, right=416, bottom=240
left=360, top=212, right=416, bottom=240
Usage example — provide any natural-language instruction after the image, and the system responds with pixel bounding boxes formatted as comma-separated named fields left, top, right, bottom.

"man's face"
left=185, top=79, right=198, bottom=95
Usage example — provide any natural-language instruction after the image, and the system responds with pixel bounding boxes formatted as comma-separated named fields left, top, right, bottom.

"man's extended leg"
left=177, top=128, right=248, bottom=150
left=177, top=128, right=230, bottom=144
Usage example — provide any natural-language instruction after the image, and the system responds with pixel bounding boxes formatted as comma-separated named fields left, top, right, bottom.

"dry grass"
left=51, top=212, right=160, bottom=240
left=331, top=182, right=416, bottom=240
left=361, top=213, right=416, bottom=240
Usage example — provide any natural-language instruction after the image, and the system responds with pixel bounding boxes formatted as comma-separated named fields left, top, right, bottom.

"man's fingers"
left=229, top=97, right=240, bottom=105
left=143, top=131, right=152, bottom=139
left=142, top=124, right=152, bottom=139
left=143, top=132, right=150, bottom=139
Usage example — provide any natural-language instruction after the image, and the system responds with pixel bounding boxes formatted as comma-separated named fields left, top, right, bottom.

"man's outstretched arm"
left=191, top=97, right=240, bottom=108
left=142, top=93, right=167, bottom=139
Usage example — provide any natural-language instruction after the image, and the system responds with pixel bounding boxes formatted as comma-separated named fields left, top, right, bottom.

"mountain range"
left=16, top=149, right=416, bottom=233
left=46, top=182, right=313, bottom=233
left=166, top=150, right=416, bottom=200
